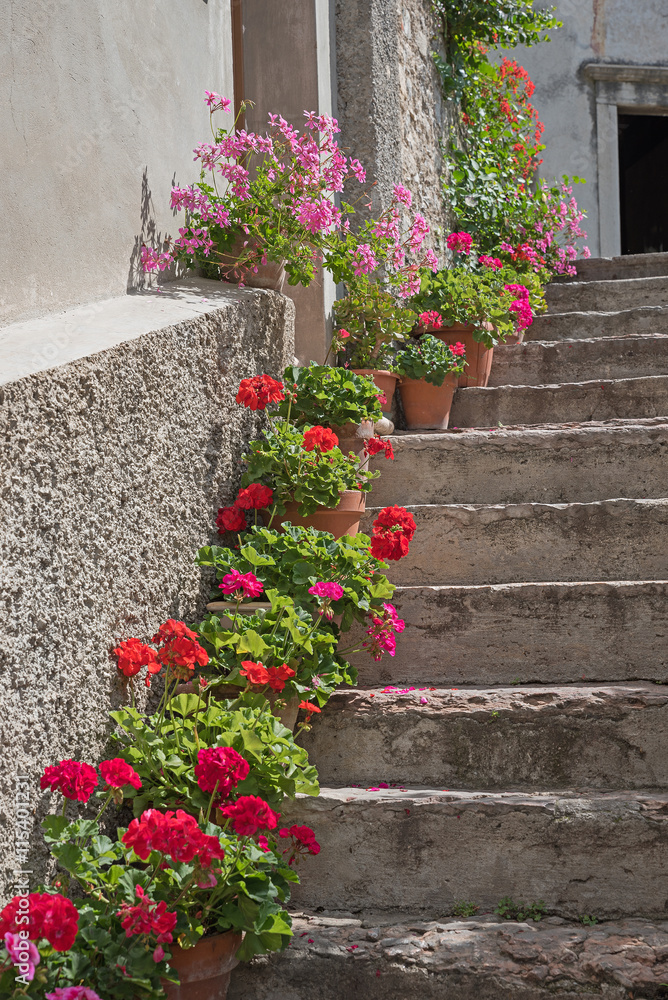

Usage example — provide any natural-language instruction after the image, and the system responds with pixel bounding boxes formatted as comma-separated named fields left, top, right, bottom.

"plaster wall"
left=0, top=0, right=233, bottom=329
left=0, top=281, right=294, bottom=894
left=509, top=0, right=668, bottom=258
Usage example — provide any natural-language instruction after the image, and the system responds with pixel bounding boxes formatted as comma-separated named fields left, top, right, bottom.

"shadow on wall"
left=127, top=167, right=176, bottom=292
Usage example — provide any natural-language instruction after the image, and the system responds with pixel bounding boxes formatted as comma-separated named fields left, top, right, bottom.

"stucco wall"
left=0, top=282, right=294, bottom=895
left=0, top=0, right=233, bottom=329
left=509, top=0, right=668, bottom=257
left=336, top=0, right=450, bottom=243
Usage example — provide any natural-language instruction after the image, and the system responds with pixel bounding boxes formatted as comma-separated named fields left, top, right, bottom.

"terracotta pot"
left=330, top=419, right=375, bottom=472
left=428, top=324, right=494, bottom=388
left=261, top=490, right=365, bottom=539
left=399, top=374, right=458, bottom=430
left=351, top=369, right=399, bottom=409
left=217, top=233, right=286, bottom=291
left=165, top=930, right=242, bottom=1000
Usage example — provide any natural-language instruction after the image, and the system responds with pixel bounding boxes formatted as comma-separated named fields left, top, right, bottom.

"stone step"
left=448, top=375, right=668, bottom=429
left=229, top=912, right=668, bottom=1000
left=300, top=684, right=668, bottom=791
left=545, top=274, right=668, bottom=314
left=350, top=581, right=668, bottom=687
left=489, top=334, right=668, bottom=386
left=361, top=500, right=668, bottom=586
left=371, top=421, right=668, bottom=505
left=528, top=305, right=668, bottom=341
left=282, top=787, right=668, bottom=918
left=569, top=250, right=668, bottom=281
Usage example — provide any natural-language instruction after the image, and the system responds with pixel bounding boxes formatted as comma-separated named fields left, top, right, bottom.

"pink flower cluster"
left=504, top=283, right=533, bottom=330
left=219, top=569, right=264, bottom=600
left=308, top=581, right=344, bottom=620
left=446, top=232, right=473, bottom=254
left=363, top=603, right=406, bottom=661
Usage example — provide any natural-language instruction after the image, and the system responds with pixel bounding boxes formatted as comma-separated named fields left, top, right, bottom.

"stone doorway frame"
left=583, top=63, right=668, bottom=257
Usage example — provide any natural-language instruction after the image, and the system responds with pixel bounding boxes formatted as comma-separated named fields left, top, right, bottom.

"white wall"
left=0, top=0, right=233, bottom=328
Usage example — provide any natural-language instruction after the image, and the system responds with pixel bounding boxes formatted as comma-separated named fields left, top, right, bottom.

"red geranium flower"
left=0, top=893, right=80, bottom=952
left=299, top=700, right=321, bottom=719
left=240, top=660, right=271, bottom=687
left=194, top=746, right=250, bottom=797
left=279, top=824, right=321, bottom=865
left=236, top=483, right=273, bottom=510
left=370, top=531, right=411, bottom=562
left=153, top=622, right=208, bottom=680
left=117, top=885, right=177, bottom=944
left=216, top=505, right=247, bottom=533
left=373, top=505, right=416, bottom=541
left=40, top=760, right=98, bottom=803
left=446, top=232, right=473, bottom=254
left=450, top=342, right=466, bottom=356
left=236, top=375, right=284, bottom=411
left=366, top=437, right=394, bottom=460
left=100, top=758, right=142, bottom=791
left=266, top=663, right=296, bottom=693
left=302, top=426, right=339, bottom=453
left=123, top=808, right=225, bottom=868
left=220, top=795, right=280, bottom=837
left=418, top=310, right=443, bottom=330
left=113, top=638, right=160, bottom=679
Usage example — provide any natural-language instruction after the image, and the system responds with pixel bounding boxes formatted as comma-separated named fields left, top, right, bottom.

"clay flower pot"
left=399, top=374, right=458, bottom=430
left=261, top=490, right=365, bottom=539
left=429, top=324, right=494, bottom=388
left=218, top=232, right=286, bottom=291
left=165, top=930, right=242, bottom=1000
left=330, top=419, right=375, bottom=471
left=351, top=369, right=399, bottom=410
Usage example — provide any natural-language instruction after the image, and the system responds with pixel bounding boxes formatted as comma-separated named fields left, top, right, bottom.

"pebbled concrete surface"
left=283, top=787, right=668, bottom=918
left=490, top=335, right=668, bottom=387
left=362, top=499, right=668, bottom=586
left=0, top=284, right=294, bottom=894
left=449, top=375, right=668, bottom=428
left=229, top=912, right=668, bottom=1000
left=350, top=581, right=668, bottom=686
left=370, top=422, right=668, bottom=505
left=300, top=684, right=668, bottom=790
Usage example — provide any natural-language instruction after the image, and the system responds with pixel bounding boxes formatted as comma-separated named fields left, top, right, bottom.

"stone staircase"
left=229, top=255, right=668, bottom=999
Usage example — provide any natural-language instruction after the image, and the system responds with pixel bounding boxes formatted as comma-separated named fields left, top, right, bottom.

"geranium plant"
left=276, top=364, right=384, bottom=429
left=392, top=334, right=466, bottom=386
left=411, top=266, right=520, bottom=347
left=332, top=278, right=417, bottom=369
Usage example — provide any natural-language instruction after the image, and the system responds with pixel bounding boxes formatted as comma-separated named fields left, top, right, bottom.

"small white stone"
left=375, top=416, right=394, bottom=435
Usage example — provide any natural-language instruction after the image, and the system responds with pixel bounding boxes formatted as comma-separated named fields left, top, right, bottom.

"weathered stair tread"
left=528, top=304, right=668, bottom=341
left=283, top=787, right=668, bottom=917
left=448, top=375, right=668, bottom=428
left=545, top=274, right=668, bottom=313
left=370, top=421, right=668, bottom=505
left=361, top=499, right=668, bottom=586
left=568, top=249, right=668, bottom=281
left=351, top=580, right=668, bottom=686
left=300, top=683, right=668, bottom=791
left=490, top=334, right=668, bottom=386
left=229, top=912, right=668, bottom=1000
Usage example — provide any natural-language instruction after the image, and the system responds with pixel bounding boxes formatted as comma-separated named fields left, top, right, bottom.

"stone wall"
left=0, top=0, right=233, bottom=329
left=0, top=282, right=294, bottom=894
left=335, top=0, right=452, bottom=244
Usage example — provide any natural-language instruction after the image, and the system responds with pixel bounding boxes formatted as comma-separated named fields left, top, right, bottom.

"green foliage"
left=392, top=333, right=466, bottom=386
left=494, top=896, right=547, bottom=922
left=242, top=421, right=378, bottom=516
left=333, top=278, right=417, bottom=369
left=197, top=523, right=394, bottom=627
left=277, top=364, right=384, bottom=428
left=451, top=900, right=479, bottom=917
left=579, top=914, right=598, bottom=926
left=411, top=267, right=517, bottom=347
left=195, top=589, right=357, bottom=707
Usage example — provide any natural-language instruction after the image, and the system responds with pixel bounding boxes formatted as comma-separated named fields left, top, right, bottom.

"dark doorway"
left=618, top=113, right=668, bottom=255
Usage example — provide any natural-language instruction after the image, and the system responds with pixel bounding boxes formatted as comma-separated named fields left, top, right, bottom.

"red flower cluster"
left=279, top=824, right=321, bottom=865
left=194, top=746, right=250, bottom=797
left=113, top=638, right=160, bottom=681
left=446, top=232, right=473, bottom=254
left=236, top=483, right=273, bottom=510
left=153, top=620, right=208, bottom=681
left=100, top=758, right=142, bottom=791
left=117, top=885, right=176, bottom=944
left=449, top=342, right=466, bottom=357
left=236, top=375, right=284, bottom=411
left=370, top=506, right=416, bottom=562
left=366, top=437, right=394, bottom=461
left=123, top=808, right=226, bottom=868
left=303, top=425, right=339, bottom=453
left=417, top=310, right=443, bottom=330
left=40, top=760, right=98, bottom=803
left=0, top=893, right=79, bottom=952
left=216, top=505, right=247, bottom=533
left=240, top=660, right=295, bottom=692
left=220, top=795, right=280, bottom=837
left=299, top=700, right=321, bottom=721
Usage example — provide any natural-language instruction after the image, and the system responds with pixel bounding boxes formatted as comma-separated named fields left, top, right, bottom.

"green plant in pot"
left=331, top=278, right=417, bottom=409
left=392, top=334, right=467, bottom=430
